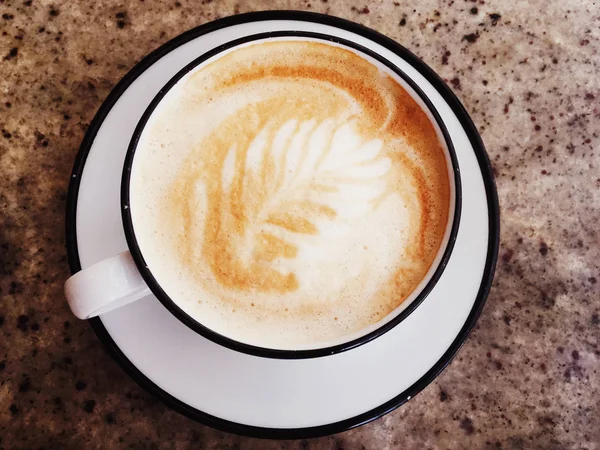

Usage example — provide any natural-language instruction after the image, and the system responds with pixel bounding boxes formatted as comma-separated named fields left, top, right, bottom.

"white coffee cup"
left=65, top=32, right=461, bottom=359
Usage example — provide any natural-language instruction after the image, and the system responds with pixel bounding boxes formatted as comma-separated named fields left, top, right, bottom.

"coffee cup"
left=65, top=32, right=461, bottom=359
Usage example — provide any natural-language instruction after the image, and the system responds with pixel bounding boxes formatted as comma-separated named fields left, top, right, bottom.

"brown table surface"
left=1, top=0, right=599, bottom=448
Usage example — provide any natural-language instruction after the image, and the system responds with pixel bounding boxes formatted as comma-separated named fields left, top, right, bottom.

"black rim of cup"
left=120, top=30, right=462, bottom=360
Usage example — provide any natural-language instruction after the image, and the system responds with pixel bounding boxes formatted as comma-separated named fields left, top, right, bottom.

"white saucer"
left=66, top=12, right=499, bottom=439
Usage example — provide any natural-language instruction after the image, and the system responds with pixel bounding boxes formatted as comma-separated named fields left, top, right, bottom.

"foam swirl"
left=130, top=40, right=450, bottom=347
left=203, top=118, right=390, bottom=293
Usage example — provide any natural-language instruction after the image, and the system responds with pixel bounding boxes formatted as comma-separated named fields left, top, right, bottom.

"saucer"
left=66, top=11, right=499, bottom=439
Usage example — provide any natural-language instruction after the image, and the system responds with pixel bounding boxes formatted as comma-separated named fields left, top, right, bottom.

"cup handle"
left=65, top=251, right=151, bottom=319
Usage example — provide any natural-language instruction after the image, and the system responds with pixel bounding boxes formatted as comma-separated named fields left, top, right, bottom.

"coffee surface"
left=130, top=40, right=450, bottom=348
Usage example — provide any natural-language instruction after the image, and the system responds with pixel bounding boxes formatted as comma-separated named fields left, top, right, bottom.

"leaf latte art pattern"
left=131, top=40, right=451, bottom=346
left=204, top=119, right=391, bottom=293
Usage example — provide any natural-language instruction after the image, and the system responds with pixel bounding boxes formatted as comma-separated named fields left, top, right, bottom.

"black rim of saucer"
left=65, top=11, right=499, bottom=440
left=120, top=30, right=462, bottom=360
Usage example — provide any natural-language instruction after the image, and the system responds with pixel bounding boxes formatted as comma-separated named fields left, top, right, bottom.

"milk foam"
left=130, top=40, right=450, bottom=349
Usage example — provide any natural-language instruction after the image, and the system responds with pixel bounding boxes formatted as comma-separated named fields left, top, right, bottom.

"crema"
left=130, top=40, right=450, bottom=348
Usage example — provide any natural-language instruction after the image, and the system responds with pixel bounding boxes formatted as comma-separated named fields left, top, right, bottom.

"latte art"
left=202, top=118, right=390, bottom=294
left=131, top=40, right=451, bottom=348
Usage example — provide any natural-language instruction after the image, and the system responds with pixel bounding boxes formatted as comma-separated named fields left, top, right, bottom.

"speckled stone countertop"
left=1, top=0, right=599, bottom=448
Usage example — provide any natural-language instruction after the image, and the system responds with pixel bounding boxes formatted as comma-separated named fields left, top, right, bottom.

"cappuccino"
left=130, top=40, right=450, bottom=348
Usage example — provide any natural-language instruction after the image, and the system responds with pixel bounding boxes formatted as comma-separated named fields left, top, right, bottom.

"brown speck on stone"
left=489, top=13, right=501, bottom=25
left=450, top=77, right=461, bottom=89
left=2, top=13, right=14, bottom=19
left=470, top=7, right=478, bottom=14
left=17, top=314, right=29, bottom=331
left=399, top=18, right=406, bottom=26
left=580, top=39, right=589, bottom=46
left=441, top=50, right=451, bottom=65
left=538, top=416, right=555, bottom=426
left=360, top=6, right=370, bottom=14
left=4, top=47, right=18, bottom=60
left=585, top=93, right=595, bottom=100
left=535, top=145, right=543, bottom=152
left=592, top=314, right=599, bottom=325
left=502, top=248, right=514, bottom=263
left=462, top=33, right=479, bottom=43
left=440, top=390, right=449, bottom=402
left=9, top=404, right=18, bottom=415
left=589, top=277, right=597, bottom=284
left=535, top=124, right=541, bottom=131
left=539, top=241, right=548, bottom=256
left=460, top=417, right=475, bottom=434
left=540, top=290, right=555, bottom=309
left=49, top=6, right=59, bottom=16
left=18, top=378, right=31, bottom=392
left=35, top=130, right=46, bottom=142
left=572, top=350, right=579, bottom=360
left=83, top=399, right=96, bottom=413
left=116, top=20, right=126, bottom=28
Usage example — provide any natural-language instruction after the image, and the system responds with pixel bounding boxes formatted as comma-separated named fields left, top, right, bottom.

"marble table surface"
left=1, top=0, right=599, bottom=448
